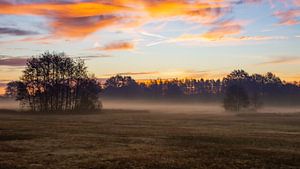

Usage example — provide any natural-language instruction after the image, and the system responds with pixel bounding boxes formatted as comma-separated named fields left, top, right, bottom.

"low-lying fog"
left=0, top=99, right=19, bottom=110
left=103, top=99, right=224, bottom=115
left=103, top=99, right=300, bottom=115
left=1, top=98, right=300, bottom=115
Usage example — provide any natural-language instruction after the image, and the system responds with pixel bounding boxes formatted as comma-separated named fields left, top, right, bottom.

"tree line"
left=102, top=70, right=300, bottom=106
left=5, top=52, right=300, bottom=112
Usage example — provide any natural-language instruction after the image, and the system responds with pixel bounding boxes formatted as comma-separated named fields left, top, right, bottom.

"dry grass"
left=0, top=109, right=299, bottom=169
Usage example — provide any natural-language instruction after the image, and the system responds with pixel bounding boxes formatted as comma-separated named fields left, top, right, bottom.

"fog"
left=103, top=99, right=225, bottom=115
left=0, top=98, right=19, bottom=110
left=1, top=98, right=300, bottom=115
left=103, top=99, right=300, bottom=115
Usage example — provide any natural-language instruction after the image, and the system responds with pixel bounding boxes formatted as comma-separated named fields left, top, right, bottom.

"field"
left=0, top=101, right=300, bottom=169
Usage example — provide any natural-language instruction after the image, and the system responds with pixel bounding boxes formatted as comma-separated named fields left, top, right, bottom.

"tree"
left=103, top=75, right=140, bottom=97
left=98, top=69, right=300, bottom=105
left=5, top=81, right=28, bottom=108
left=76, top=77, right=102, bottom=111
left=5, top=81, right=22, bottom=98
left=265, top=72, right=281, bottom=84
left=223, top=84, right=250, bottom=112
left=6, top=52, right=102, bottom=112
left=148, top=79, right=164, bottom=97
left=165, top=80, right=183, bottom=97
left=224, top=69, right=250, bottom=83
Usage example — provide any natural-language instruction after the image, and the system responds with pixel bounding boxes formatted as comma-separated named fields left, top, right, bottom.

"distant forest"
left=102, top=70, right=300, bottom=105
left=4, top=52, right=300, bottom=113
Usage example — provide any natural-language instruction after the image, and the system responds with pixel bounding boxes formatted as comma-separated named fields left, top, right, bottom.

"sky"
left=0, top=0, right=300, bottom=93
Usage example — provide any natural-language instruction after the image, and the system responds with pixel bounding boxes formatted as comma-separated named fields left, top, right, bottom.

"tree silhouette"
left=76, top=77, right=102, bottom=111
left=147, top=79, right=164, bottom=98
left=6, top=52, right=102, bottom=112
left=5, top=81, right=22, bottom=98
left=223, top=84, right=250, bottom=112
left=103, top=75, right=140, bottom=97
left=5, top=81, right=28, bottom=108
left=100, top=70, right=300, bottom=106
left=164, top=80, right=183, bottom=98
left=7, top=57, right=297, bottom=108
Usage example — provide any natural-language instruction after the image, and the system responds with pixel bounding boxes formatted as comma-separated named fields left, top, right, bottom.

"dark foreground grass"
left=0, top=109, right=299, bottom=169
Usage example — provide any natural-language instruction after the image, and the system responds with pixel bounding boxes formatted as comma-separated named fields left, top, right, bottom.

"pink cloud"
left=0, top=56, right=27, bottom=66
left=274, top=9, right=300, bottom=25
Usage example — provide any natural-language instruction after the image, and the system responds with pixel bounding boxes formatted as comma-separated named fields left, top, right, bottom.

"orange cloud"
left=143, top=0, right=226, bottom=19
left=0, top=0, right=232, bottom=38
left=97, top=42, right=135, bottom=51
left=202, top=21, right=242, bottom=41
left=0, top=2, right=125, bottom=17
left=0, top=2, right=127, bottom=38
left=227, top=36, right=288, bottom=41
left=0, top=0, right=294, bottom=40
left=51, top=15, right=121, bottom=37
left=165, top=20, right=250, bottom=42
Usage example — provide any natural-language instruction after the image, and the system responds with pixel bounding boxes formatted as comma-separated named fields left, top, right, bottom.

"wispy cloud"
left=0, top=27, right=38, bottom=36
left=0, top=36, right=56, bottom=45
left=257, top=56, right=300, bottom=66
left=178, top=70, right=211, bottom=79
left=93, top=41, right=135, bottom=51
left=104, top=71, right=159, bottom=77
left=147, top=34, right=287, bottom=46
left=274, top=9, right=300, bottom=26
left=0, top=55, right=27, bottom=66
left=146, top=18, right=288, bottom=46
left=101, top=70, right=214, bottom=79
left=78, top=54, right=115, bottom=60
left=140, top=31, right=166, bottom=39
left=201, top=20, right=243, bottom=41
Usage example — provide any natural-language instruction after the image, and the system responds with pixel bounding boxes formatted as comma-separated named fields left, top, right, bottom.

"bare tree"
left=6, top=52, right=102, bottom=112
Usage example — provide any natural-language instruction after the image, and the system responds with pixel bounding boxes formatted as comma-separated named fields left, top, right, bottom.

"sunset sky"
left=0, top=0, right=300, bottom=93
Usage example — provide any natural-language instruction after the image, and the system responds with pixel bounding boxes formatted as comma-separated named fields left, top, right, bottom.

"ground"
left=0, top=108, right=299, bottom=169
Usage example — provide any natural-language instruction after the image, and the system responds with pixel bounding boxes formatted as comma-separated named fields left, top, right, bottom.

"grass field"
left=0, top=107, right=299, bottom=169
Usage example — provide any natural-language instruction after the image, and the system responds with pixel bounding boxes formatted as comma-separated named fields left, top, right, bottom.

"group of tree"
left=5, top=52, right=102, bottom=112
left=102, top=70, right=300, bottom=111
left=5, top=52, right=300, bottom=113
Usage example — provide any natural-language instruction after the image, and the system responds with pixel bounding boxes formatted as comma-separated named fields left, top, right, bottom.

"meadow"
left=0, top=101, right=299, bottom=169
